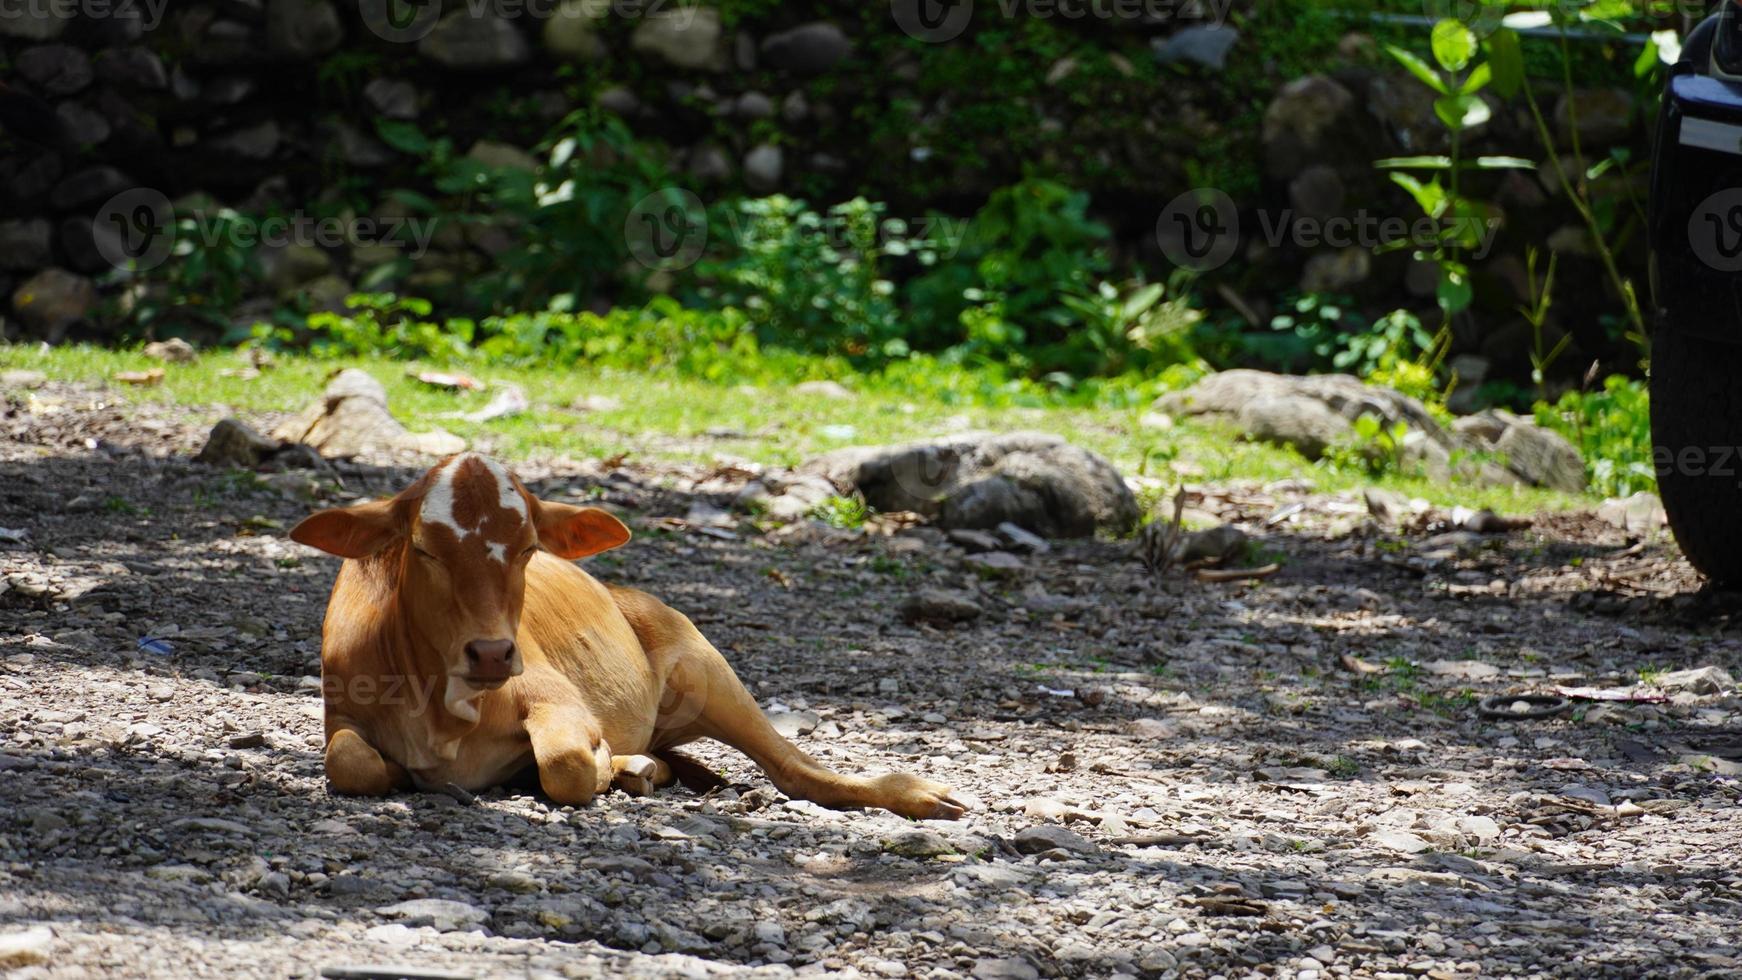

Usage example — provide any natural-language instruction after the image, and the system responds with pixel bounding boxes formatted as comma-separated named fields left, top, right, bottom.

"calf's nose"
left=465, top=638, right=517, bottom=678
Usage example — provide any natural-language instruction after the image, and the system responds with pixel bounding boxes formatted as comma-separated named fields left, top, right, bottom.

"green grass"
left=1, top=342, right=1596, bottom=516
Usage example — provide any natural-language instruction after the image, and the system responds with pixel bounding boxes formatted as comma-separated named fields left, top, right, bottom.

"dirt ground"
left=3, top=380, right=1742, bottom=979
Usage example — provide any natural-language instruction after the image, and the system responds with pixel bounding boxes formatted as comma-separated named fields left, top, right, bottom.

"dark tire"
left=1650, top=328, right=1742, bottom=583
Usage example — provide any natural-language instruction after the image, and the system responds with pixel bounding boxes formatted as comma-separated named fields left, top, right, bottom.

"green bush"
left=692, top=196, right=935, bottom=361
left=1534, top=375, right=1654, bottom=498
left=910, top=178, right=1112, bottom=378
left=380, top=110, right=670, bottom=314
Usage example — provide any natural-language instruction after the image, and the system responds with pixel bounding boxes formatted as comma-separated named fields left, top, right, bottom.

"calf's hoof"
left=874, top=773, right=968, bottom=820
left=612, top=754, right=661, bottom=796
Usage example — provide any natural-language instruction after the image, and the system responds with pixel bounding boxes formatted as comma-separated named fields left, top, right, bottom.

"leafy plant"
left=1534, top=374, right=1654, bottom=497
left=695, top=196, right=934, bottom=361
left=383, top=110, right=670, bottom=314
left=1324, top=413, right=1415, bottom=478
left=1426, top=3, right=1654, bottom=357
left=909, top=178, right=1113, bottom=378
left=1241, top=293, right=1362, bottom=374
left=294, top=293, right=472, bottom=363
left=1377, top=18, right=1532, bottom=327
left=1057, top=273, right=1205, bottom=378
left=128, top=208, right=265, bottom=342
left=810, top=495, right=870, bottom=529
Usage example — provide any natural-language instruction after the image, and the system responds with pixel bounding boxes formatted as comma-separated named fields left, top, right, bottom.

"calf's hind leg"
left=653, top=625, right=965, bottom=820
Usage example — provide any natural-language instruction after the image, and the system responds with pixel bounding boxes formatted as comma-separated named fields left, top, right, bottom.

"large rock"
left=1262, top=75, right=1357, bottom=179
left=15, top=44, right=91, bottom=95
left=418, top=12, right=530, bottom=69
left=93, top=47, right=167, bottom=89
left=1452, top=410, right=1586, bottom=493
left=806, top=432, right=1139, bottom=538
left=363, top=78, right=418, bottom=119
left=267, top=0, right=343, bottom=59
left=743, top=144, right=783, bottom=192
left=542, top=0, right=606, bottom=61
left=1152, top=24, right=1240, bottom=71
left=272, top=370, right=466, bottom=458
left=1157, top=371, right=1582, bottom=490
left=631, top=8, right=723, bottom=70
left=10, top=268, right=95, bottom=342
left=195, top=418, right=282, bottom=468
left=1159, top=370, right=1445, bottom=456
left=0, top=220, right=52, bottom=271
left=759, top=22, right=851, bottom=74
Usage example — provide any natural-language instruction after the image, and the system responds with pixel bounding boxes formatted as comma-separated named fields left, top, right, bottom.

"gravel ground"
left=3, top=380, right=1742, bottom=979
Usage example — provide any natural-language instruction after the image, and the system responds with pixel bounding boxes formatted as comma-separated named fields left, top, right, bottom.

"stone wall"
left=0, top=0, right=1652, bottom=382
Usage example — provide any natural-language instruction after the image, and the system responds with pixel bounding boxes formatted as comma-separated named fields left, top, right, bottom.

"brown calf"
left=290, top=453, right=964, bottom=820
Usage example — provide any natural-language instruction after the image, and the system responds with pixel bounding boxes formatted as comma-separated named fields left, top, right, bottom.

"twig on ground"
left=1195, top=563, right=1280, bottom=584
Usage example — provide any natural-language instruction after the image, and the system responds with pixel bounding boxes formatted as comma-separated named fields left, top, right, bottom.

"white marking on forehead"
left=418, top=454, right=527, bottom=564
left=477, top=455, right=528, bottom=519
left=420, top=456, right=464, bottom=536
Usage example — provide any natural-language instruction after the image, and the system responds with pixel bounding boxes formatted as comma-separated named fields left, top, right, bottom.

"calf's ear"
left=534, top=500, right=631, bottom=559
left=290, top=499, right=401, bottom=558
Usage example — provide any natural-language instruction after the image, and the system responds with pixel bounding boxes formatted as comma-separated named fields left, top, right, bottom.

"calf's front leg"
left=325, top=727, right=410, bottom=796
left=525, top=703, right=614, bottom=806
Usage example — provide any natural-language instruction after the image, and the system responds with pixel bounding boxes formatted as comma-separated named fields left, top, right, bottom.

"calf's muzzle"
left=463, top=638, right=518, bottom=684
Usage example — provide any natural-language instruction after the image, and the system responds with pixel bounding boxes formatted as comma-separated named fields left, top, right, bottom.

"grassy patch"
left=2, top=342, right=1594, bottom=515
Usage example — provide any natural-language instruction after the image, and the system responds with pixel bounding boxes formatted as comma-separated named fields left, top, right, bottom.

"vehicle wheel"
left=1650, top=328, right=1742, bottom=583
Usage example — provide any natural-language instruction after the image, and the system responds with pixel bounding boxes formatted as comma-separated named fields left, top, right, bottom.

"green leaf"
left=1438, top=268, right=1473, bottom=315
left=388, top=189, right=438, bottom=213
left=1376, top=155, right=1456, bottom=170
left=1431, top=19, right=1477, bottom=73
left=1386, top=45, right=1450, bottom=95
left=1486, top=27, right=1524, bottom=99
left=1390, top=173, right=1449, bottom=219
left=1461, top=62, right=1492, bottom=96
left=1121, top=283, right=1165, bottom=320
left=375, top=120, right=429, bottom=155
left=1434, top=93, right=1491, bottom=131
left=1579, top=0, right=1632, bottom=28
left=1472, top=156, right=1535, bottom=170
left=1634, top=39, right=1660, bottom=79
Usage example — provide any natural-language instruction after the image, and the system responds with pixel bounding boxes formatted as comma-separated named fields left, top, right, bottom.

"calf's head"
left=290, top=453, right=629, bottom=689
